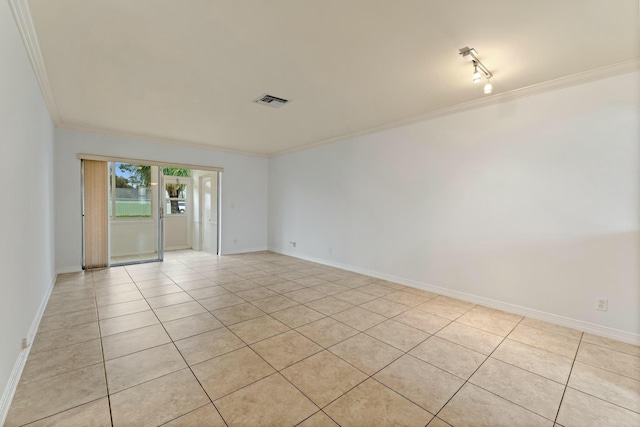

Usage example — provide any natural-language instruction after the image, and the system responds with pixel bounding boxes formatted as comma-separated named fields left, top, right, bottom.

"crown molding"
left=269, top=58, right=640, bottom=158
left=57, top=123, right=268, bottom=158
left=8, top=0, right=61, bottom=125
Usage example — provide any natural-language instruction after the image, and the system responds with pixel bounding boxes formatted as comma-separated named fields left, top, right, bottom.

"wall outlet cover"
left=596, top=298, right=608, bottom=312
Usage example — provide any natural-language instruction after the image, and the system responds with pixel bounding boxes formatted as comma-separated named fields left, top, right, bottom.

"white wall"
left=0, top=1, right=55, bottom=421
left=54, top=129, right=268, bottom=272
left=269, top=72, right=640, bottom=340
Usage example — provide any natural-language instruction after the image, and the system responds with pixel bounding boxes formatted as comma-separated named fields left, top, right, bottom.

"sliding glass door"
left=81, top=155, right=222, bottom=269
left=107, top=162, right=164, bottom=265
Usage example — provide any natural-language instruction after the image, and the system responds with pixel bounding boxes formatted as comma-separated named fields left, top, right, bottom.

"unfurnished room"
left=1, top=0, right=639, bottom=426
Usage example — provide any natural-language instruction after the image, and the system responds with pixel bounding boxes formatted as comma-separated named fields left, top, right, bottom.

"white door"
left=163, top=176, right=191, bottom=251
left=201, top=174, right=218, bottom=255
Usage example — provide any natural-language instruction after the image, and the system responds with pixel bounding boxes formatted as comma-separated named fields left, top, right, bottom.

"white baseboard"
left=0, top=348, right=30, bottom=426
left=56, top=266, right=83, bottom=274
left=165, top=245, right=191, bottom=251
left=270, top=247, right=640, bottom=346
left=0, top=275, right=56, bottom=425
left=221, top=246, right=268, bottom=256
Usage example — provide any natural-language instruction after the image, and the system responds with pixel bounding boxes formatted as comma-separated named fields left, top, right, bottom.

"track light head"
left=484, top=79, right=493, bottom=94
left=472, top=62, right=481, bottom=83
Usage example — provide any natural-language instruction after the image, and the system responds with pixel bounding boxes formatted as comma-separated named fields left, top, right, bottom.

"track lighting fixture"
left=472, top=62, right=481, bottom=83
left=459, top=46, right=493, bottom=94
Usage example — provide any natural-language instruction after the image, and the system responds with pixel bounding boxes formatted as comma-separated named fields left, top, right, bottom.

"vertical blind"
left=83, top=160, right=109, bottom=269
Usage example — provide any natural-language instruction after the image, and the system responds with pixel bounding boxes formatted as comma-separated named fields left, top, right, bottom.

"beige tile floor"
left=5, top=250, right=640, bottom=427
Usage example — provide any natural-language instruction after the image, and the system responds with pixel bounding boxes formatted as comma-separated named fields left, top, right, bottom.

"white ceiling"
left=27, top=0, right=640, bottom=156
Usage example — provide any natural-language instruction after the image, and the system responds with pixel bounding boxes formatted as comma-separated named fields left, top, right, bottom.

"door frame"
left=199, top=172, right=220, bottom=255
left=81, top=160, right=165, bottom=268
left=163, top=174, right=192, bottom=252
left=108, top=163, right=164, bottom=267
left=78, top=154, right=223, bottom=266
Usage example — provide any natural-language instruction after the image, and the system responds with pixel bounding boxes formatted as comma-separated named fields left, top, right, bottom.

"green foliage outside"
left=112, top=201, right=152, bottom=217
left=112, top=164, right=191, bottom=217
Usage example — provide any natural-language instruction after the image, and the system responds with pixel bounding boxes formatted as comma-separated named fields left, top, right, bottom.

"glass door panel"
left=163, top=173, right=191, bottom=251
left=201, top=173, right=218, bottom=255
left=108, top=162, right=163, bottom=265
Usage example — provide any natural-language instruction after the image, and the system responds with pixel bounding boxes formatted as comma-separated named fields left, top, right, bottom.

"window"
left=109, top=162, right=152, bottom=218
left=165, top=177, right=188, bottom=215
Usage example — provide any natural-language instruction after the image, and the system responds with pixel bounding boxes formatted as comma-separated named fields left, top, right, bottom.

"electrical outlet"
left=21, top=338, right=28, bottom=350
left=596, top=298, right=608, bottom=312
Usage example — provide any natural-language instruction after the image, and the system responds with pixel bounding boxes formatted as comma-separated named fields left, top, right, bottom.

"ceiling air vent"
left=253, top=93, right=289, bottom=108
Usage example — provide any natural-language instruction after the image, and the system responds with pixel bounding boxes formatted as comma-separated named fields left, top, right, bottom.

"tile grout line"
left=98, top=263, right=208, bottom=421
left=12, top=273, right=109, bottom=426
left=481, top=348, right=571, bottom=387
left=428, top=315, right=560, bottom=424
left=176, top=273, right=342, bottom=424
left=281, top=302, right=458, bottom=421
left=93, top=269, right=115, bottom=427
left=129, top=261, right=232, bottom=427
left=178, top=291, right=390, bottom=423
left=162, top=271, right=483, bottom=423
left=547, top=333, right=640, bottom=421
left=308, top=307, right=451, bottom=422
left=157, top=402, right=216, bottom=426
left=552, top=331, right=584, bottom=425
left=431, top=312, right=587, bottom=423
left=563, top=350, right=640, bottom=382
left=245, top=342, right=363, bottom=426
left=349, top=304, right=477, bottom=423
